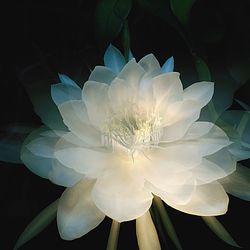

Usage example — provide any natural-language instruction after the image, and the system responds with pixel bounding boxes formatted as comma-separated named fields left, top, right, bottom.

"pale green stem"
left=202, top=216, right=241, bottom=248
left=106, top=220, right=120, bottom=250
left=154, top=196, right=183, bottom=250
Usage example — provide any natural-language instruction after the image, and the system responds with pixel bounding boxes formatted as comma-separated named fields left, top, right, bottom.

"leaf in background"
left=195, top=57, right=244, bottom=123
left=194, top=56, right=211, bottom=81
left=19, top=63, right=66, bottom=131
left=95, top=0, right=132, bottom=49
left=170, top=0, right=196, bottom=26
left=226, top=30, right=250, bottom=86
left=0, top=124, right=36, bottom=164
left=137, top=0, right=174, bottom=24
left=202, top=216, right=241, bottom=248
left=14, top=199, right=59, bottom=250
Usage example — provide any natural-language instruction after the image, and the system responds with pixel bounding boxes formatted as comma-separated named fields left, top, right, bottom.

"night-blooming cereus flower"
left=21, top=45, right=238, bottom=248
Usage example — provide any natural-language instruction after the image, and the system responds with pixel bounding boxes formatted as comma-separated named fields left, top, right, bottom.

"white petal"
left=161, top=56, right=174, bottom=73
left=57, top=179, right=105, bottom=240
left=104, top=44, right=126, bottom=74
left=108, top=78, right=131, bottom=111
left=160, top=100, right=201, bottom=142
left=164, top=182, right=229, bottom=216
left=26, top=136, right=58, bottom=158
left=138, top=54, right=161, bottom=76
left=136, top=211, right=161, bottom=250
left=220, top=163, right=250, bottom=201
left=192, top=158, right=230, bottom=185
left=58, top=100, right=102, bottom=146
left=21, top=127, right=83, bottom=187
left=182, top=125, right=231, bottom=156
left=20, top=127, right=54, bottom=178
left=204, top=149, right=236, bottom=178
left=152, top=72, right=183, bottom=106
left=183, top=121, right=214, bottom=140
left=48, top=159, right=82, bottom=187
left=82, top=81, right=110, bottom=127
left=88, top=66, right=116, bottom=84
left=183, top=81, right=214, bottom=108
left=117, top=59, right=145, bottom=93
left=51, top=83, right=81, bottom=106
left=92, top=167, right=153, bottom=222
left=54, top=146, right=109, bottom=178
left=147, top=175, right=196, bottom=205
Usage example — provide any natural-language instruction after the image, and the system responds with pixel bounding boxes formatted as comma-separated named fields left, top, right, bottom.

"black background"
left=1, top=0, right=250, bottom=249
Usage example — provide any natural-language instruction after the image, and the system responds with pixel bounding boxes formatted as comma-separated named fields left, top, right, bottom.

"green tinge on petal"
left=154, top=196, right=183, bottom=250
left=202, top=216, right=241, bottom=248
left=106, top=220, right=120, bottom=250
left=14, top=199, right=59, bottom=250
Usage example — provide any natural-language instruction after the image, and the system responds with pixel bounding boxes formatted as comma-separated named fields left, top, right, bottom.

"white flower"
left=21, top=45, right=237, bottom=243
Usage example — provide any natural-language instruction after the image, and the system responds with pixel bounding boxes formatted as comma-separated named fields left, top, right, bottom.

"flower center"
left=102, top=104, right=162, bottom=152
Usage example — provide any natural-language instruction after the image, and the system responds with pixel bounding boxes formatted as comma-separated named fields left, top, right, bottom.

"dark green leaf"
left=137, top=0, right=174, bottom=23
left=14, top=199, right=59, bottom=250
left=95, top=0, right=132, bottom=49
left=170, top=0, right=196, bottom=26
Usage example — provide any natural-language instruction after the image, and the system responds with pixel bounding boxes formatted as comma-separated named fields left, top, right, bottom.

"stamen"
left=102, top=104, right=162, bottom=152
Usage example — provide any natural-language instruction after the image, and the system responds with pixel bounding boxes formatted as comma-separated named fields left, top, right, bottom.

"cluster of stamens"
left=102, top=104, right=162, bottom=153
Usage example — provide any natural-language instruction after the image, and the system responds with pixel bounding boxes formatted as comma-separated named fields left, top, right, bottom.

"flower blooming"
left=21, top=45, right=239, bottom=245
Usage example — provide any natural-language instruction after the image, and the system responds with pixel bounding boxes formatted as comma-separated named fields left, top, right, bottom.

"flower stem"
left=202, top=216, right=241, bottom=248
left=154, top=196, right=183, bottom=250
left=106, top=220, right=120, bottom=250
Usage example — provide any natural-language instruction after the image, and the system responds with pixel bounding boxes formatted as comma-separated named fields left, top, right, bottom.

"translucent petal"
left=104, top=44, right=126, bottom=74
left=192, top=157, right=232, bottom=185
left=57, top=180, right=105, bottom=240
left=183, top=81, right=214, bottom=108
left=183, top=122, right=214, bottom=140
left=58, top=100, right=102, bottom=146
left=51, top=83, right=81, bottom=106
left=161, top=56, right=174, bottom=73
left=160, top=101, right=201, bottom=142
left=54, top=143, right=110, bottom=177
left=48, top=159, right=82, bottom=187
left=88, top=66, right=116, bottom=84
left=152, top=72, right=183, bottom=106
left=138, top=54, right=161, bottom=75
left=136, top=211, right=161, bottom=250
left=58, top=73, right=78, bottom=87
left=82, top=81, right=110, bottom=128
left=20, top=127, right=53, bottom=178
left=117, top=58, right=145, bottom=92
left=147, top=175, right=196, bottom=205
left=21, top=127, right=83, bottom=187
left=220, top=163, right=250, bottom=201
left=92, top=167, right=153, bottom=222
left=164, top=182, right=229, bottom=216
left=178, top=125, right=231, bottom=157
left=26, top=136, right=58, bottom=158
